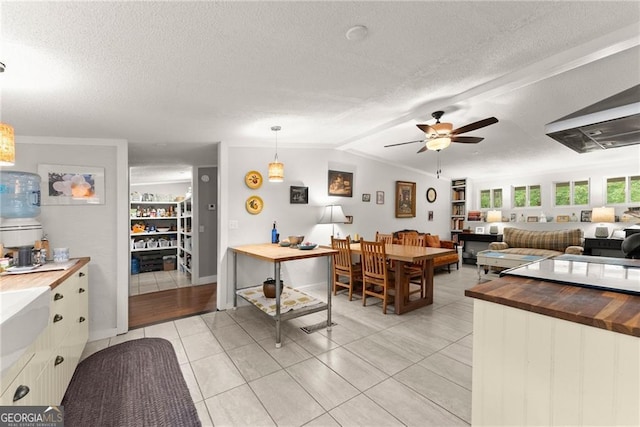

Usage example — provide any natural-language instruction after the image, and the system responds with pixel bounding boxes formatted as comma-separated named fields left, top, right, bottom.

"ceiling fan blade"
left=416, top=124, right=437, bottom=134
left=384, top=139, right=424, bottom=148
left=451, top=136, right=484, bottom=144
left=451, top=117, right=498, bottom=135
left=417, top=145, right=428, bottom=153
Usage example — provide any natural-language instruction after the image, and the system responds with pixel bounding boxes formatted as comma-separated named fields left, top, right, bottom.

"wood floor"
left=128, top=283, right=217, bottom=329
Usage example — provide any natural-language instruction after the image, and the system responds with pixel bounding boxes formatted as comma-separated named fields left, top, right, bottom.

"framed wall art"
left=38, top=164, right=105, bottom=205
left=395, top=181, right=416, bottom=218
left=581, top=210, right=592, bottom=222
left=362, top=193, right=371, bottom=202
left=527, top=216, right=539, bottom=222
left=556, top=215, right=570, bottom=222
left=376, top=191, right=384, bottom=204
left=289, top=186, right=308, bottom=204
left=475, top=226, right=485, bottom=234
left=344, top=215, right=353, bottom=224
left=328, top=170, right=353, bottom=197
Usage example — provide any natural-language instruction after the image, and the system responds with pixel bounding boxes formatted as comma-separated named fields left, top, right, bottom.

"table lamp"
left=591, top=207, right=615, bottom=238
left=319, top=205, right=347, bottom=236
left=486, top=210, right=502, bottom=234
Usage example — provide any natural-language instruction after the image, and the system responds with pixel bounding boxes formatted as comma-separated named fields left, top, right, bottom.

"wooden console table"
left=231, top=243, right=337, bottom=347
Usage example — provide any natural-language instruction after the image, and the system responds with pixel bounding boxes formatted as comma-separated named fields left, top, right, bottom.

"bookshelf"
left=451, top=178, right=467, bottom=240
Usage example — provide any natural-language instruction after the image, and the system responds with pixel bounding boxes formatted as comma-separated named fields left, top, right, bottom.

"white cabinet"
left=0, top=261, right=89, bottom=405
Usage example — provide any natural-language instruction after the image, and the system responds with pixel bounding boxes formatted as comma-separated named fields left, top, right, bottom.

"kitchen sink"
left=0, top=287, right=50, bottom=378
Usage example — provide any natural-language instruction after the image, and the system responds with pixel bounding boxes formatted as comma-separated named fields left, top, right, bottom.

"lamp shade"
left=268, top=160, right=284, bottom=182
left=426, top=137, right=451, bottom=151
left=0, top=123, right=15, bottom=166
left=591, top=207, right=615, bottom=223
left=486, top=210, right=502, bottom=223
left=318, top=205, right=347, bottom=224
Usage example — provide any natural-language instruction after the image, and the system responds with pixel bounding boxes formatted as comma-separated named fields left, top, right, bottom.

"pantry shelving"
left=177, top=198, right=193, bottom=276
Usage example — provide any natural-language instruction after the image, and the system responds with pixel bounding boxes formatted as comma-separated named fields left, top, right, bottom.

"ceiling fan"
left=385, top=111, right=499, bottom=153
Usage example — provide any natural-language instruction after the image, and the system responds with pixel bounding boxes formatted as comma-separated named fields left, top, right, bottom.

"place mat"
left=236, top=285, right=322, bottom=316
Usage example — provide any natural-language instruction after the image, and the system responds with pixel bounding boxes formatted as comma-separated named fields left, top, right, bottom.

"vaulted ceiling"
left=2, top=1, right=639, bottom=182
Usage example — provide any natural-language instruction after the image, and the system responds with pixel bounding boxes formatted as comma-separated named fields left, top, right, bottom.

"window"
left=554, top=180, right=589, bottom=206
left=607, top=175, right=640, bottom=204
left=513, top=185, right=541, bottom=208
left=480, top=188, right=502, bottom=209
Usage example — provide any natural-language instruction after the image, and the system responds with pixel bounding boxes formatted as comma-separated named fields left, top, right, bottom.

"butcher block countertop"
left=465, top=274, right=640, bottom=338
left=0, top=257, right=90, bottom=292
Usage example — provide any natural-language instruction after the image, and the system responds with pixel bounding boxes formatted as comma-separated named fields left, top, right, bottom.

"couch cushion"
left=426, top=235, right=441, bottom=248
left=503, top=227, right=582, bottom=251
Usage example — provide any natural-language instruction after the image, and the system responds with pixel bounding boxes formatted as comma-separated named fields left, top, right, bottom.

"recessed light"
left=346, top=25, right=368, bottom=41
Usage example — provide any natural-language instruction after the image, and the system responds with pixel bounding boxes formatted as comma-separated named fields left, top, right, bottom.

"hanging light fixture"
left=0, top=123, right=15, bottom=166
left=268, top=125, right=284, bottom=182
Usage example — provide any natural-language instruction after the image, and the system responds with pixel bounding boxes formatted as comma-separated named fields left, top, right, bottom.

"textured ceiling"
left=1, top=1, right=639, bottom=182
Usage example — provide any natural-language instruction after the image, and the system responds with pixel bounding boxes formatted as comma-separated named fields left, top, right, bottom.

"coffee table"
left=476, top=250, right=551, bottom=279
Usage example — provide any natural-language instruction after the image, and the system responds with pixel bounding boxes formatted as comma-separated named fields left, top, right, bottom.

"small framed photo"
left=362, top=193, right=371, bottom=202
left=376, top=191, right=385, bottom=204
left=527, top=216, right=539, bottom=222
left=289, top=186, right=308, bottom=204
left=428, top=210, right=434, bottom=221
left=344, top=215, right=353, bottom=224
left=328, top=170, right=353, bottom=197
left=557, top=215, right=570, bottom=223
left=581, top=210, right=592, bottom=222
left=510, top=213, right=516, bottom=222
left=475, top=226, right=485, bottom=234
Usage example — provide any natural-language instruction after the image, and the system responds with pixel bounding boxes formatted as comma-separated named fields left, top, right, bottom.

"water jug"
left=0, top=171, right=41, bottom=218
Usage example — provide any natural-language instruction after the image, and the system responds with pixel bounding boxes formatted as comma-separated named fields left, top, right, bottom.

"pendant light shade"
left=268, top=126, right=284, bottom=182
left=0, top=123, right=15, bottom=166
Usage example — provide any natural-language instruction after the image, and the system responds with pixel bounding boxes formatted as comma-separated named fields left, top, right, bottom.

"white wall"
left=9, top=136, right=129, bottom=341
left=217, top=145, right=449, bottom=310
left=468, top=154, right=640, bottom=238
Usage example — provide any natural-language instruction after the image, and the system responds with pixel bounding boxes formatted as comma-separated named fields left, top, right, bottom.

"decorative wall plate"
left=245, top=170, right=263, bottom=189
left=426, top=187, right=437, bottom=203
left=246, top=195, right=264, bottom=214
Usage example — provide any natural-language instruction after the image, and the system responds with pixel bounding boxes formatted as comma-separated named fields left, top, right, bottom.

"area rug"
left=62, top=338, right=200, bottom=427
left=236, top=285, right=322, bottom=316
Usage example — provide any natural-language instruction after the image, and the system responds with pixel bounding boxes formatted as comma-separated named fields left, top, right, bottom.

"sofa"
left=488, top=227, right=584, bottom=257
left=393, top=230, right=459, bottom=272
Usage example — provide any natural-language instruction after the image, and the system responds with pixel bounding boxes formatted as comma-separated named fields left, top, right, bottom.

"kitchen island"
left=465, top=257, right=639, bottom=426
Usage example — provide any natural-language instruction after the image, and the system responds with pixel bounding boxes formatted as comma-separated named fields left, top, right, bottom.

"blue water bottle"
left=271, top=221, right=278, bottom=244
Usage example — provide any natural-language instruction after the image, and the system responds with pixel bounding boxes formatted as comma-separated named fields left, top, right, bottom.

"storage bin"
left=147, top=240, right=159, bottom=249
left=134, top=240, right=146, bottom=249
left=170, top=239, right=177, bottom=247
left=163, top=255, right=176, bottom=271
left=131, top=257, right=140, bottom=274
left=158, top=239, right=170, bottom=247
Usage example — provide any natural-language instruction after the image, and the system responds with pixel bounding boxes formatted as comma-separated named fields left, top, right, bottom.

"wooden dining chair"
left=400, top=234, right=427, bottom=298
left=331, top=235, right=362, bottom=301
left=360, top=239, right=395, bottom=314
left=375, top=232, right=394, bottom=244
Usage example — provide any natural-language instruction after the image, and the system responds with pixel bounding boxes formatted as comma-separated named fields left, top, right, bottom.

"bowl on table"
left=298, top=242, right=317, bottom=250
left=287, top=235, right=305, bottom=248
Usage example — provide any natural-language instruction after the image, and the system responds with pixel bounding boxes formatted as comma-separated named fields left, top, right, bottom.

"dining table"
left=349, top=242, right=456, bottom=314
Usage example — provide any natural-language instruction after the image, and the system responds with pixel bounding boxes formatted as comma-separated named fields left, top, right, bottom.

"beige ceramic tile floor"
left=84, top=263, right=485, bottom=426
left=129, top=269, right=193, bottom=295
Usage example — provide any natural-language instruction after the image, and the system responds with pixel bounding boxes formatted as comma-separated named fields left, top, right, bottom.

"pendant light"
left=268, top=125, right=284, bottom=182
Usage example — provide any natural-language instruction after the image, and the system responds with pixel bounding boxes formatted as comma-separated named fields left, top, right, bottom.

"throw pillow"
left=426, top=235, right=441, bottom=248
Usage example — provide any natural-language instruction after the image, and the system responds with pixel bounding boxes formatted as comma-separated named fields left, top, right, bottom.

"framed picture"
left=395, top=181, right=416, bottom=218
left=557, top=215, right=570, bottom=223
left=527, top=216, right=539, bottom=222
left=38, top=164, right=105, bottom=205
left=289, top=186, right=308, bottom=204
left=328, top=170, right=353, bottom=197
left=376, top=191, right=385, bottom=204
left=510, top=213, right=516, bottom=222
left=362, top=193, right=371, bottom=202
left=428, top=210, right=434, bottom=221
left=581, top=210, right=592, bottom=222
left=475, top=226, right=485, bottom=234
left=344, top=215, right=353, bottom=224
